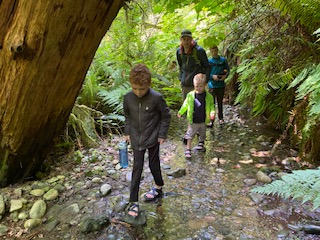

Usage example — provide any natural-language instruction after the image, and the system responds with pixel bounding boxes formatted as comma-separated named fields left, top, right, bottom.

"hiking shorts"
left=185, top=122, right=206, bottom=142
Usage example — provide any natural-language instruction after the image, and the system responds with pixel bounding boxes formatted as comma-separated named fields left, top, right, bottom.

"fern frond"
left=98, top=83, right=131, bottom=114
left=251, top=168, right=320, bottom=210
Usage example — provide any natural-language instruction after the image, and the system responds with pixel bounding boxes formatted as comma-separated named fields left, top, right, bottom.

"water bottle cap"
left=119, top=140, right=127, bottom=148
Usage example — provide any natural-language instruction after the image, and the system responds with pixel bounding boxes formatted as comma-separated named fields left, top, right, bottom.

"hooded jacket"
left=176, top=40, right=210, bottom=87
left=178, top=90, right=215, bottom=125
left=123, top=88, right=171, bottom=151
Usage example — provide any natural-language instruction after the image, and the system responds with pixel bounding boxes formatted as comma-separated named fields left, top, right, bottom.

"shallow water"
left=96, top=105, right=310, bottom=240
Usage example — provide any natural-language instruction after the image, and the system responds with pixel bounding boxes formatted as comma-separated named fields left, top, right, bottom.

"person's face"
left=180, top=36, right=193, bottom=49
left=210, top=48, right=219, bottom=57
left=131, top=82, right=150, bottom=98
left=194, top=81, right=206, bottom=94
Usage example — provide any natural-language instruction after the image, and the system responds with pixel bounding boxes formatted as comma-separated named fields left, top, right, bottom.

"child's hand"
left=210, top=112, right=215, bottom=121
left=177, top=113, right=181, bottom=118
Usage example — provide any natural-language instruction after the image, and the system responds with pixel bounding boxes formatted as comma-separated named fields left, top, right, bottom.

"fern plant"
left=98, top=82, right=131, bottom=115
left=251, top=168, right=320, bottom=210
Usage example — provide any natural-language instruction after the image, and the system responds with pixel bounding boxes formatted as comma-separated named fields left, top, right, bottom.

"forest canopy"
left=75, top=0, right=320, bottom=163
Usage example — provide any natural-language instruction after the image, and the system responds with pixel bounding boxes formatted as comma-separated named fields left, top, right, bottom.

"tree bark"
left=0, top=0, right=124, bottom=187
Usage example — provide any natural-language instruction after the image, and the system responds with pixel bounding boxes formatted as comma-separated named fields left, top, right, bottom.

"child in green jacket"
left=177, top=73, right=215, bottom=158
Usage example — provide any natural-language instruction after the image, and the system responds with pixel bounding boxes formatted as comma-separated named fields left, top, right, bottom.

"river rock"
left=24, top=219, right=42, bottom=229
left=30, top=189, right=45, bottom=197
left=256, top=171, right=272, bottom=183
left=29, top=200, right=46, bottom=219
left=79, top=215, right=110, bottom=233
left=100, top=183, right=112, bottom=196
left=0, top=195, right=5, bottom=215
left=167, top=168, right=186, bottom=178
left=0, top=224, right=8, bottom=235
left=45, top=219, right=60, bottom=232
left=243, top=178, right=257, bottom=186
left=43, top=189, right=59, bottom=200
left=9, top=199, right=23, bottom=212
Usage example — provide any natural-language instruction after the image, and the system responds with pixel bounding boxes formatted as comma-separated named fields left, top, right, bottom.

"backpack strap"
left=193, top=47, right=200, bottom=65
left=179, top=47, right=201, bottom=65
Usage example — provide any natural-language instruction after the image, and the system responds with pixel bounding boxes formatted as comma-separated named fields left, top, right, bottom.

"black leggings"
left=129, top=143, right=164, bottom=202
left=209, top=87, right=225, bottom=120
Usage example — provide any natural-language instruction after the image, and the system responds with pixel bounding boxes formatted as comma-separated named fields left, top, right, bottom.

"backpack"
left=179, top=47, right=200, bottom=65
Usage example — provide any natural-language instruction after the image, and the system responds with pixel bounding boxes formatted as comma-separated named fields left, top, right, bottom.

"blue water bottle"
left=119, top=140, right=128, bottom=168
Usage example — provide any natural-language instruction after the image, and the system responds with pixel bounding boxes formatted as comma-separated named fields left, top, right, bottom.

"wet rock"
left=30, top=189, right=45, bottom=197
left=45, top=219, right=60, bottom=232
left=43, top=189, right=59, bottom=200
left=100, top=183, right=112, bottom=196
left=13, top=188, right=23, bottom=197
left=167, top=168, right=186, bottom=178
left=92, top=177, right=103, bottom=183
left=79, top=215, right=110, bottom=233
left=24, top=218, right=42, bottom=229
left=9, top=199, right=23, bottom=212
left=256, top=171, right=272, bottom=183
left=113, top=200, right=127, bottom=212
left=29, top=200, right=46, bottom=219
left=248, top=192, right=264, bottom=204
left=243, top=178, right=257, bottom=186
left=18, top=211, right=29, bottom=220
left=301, top=224, right=320, bottom=234
left=123, top=209, right=147, bottom=226
left=0, top=224, right=8, bottom=235
left=0, top=195, right=5, bottom=215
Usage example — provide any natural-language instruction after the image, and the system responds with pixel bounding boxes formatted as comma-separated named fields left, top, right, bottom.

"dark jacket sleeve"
left=157, top=96, right=171, bottom=139
left=176, top=47, right=182, bottom=82
left=123, top=93, right=131, bottom=136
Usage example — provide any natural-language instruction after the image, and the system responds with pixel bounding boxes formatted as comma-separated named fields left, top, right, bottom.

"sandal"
left=194, top=142, right=206, bottom=152
left=144, top=187, right=163, bottom=202
left=127, top=202, right=139, bottom=219
left=185, top=149, right=191, bottom=158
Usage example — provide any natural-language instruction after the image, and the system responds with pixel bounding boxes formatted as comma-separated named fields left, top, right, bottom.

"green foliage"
left=272, top=0, right=320, bottom=32
left=70, top=0, right=320, bottom=164
left=98, top=82, right=131, bottom=114
left=289, top=63, right=320, bottom=141
left=77, top=70, right=104, bottom=108
left=251, top=168, right=320, bottom=210
left=67, top=104, right=102, bottom=148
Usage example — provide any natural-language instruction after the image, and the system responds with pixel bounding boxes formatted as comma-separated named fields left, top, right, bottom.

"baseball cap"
left=180, top=29, right=192, bottom=38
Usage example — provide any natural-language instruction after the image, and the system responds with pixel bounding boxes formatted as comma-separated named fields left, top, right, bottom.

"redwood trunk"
left=0, top=0, right=123, bottom=187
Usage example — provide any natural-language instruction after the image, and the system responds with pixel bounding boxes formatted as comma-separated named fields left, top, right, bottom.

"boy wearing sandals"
left=177, top=73, right=215, bottom=158
left=123, top=64, right=171, bottom=218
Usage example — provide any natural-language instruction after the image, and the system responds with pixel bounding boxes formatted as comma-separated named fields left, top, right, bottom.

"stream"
left=1, top=104, right=319, bottom=240
left=95, top=105, right=319, bottom=240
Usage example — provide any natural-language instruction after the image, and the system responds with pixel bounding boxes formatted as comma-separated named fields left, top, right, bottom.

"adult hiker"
left=176, top=29, right=210, bottom=100
left=208, top=45, right=230, bottom=126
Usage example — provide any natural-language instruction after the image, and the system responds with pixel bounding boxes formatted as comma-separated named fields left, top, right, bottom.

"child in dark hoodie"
left=123, top=64, right=171, bottom=218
